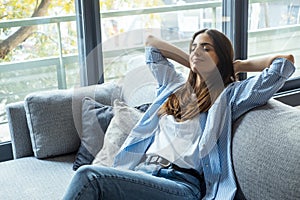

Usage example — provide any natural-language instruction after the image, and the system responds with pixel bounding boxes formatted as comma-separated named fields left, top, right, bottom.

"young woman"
left=63, top=29, right=295, bottom=200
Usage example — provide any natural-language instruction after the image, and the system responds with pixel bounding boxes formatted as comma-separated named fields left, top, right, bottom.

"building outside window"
left=248, top=0, right=300, bottom=78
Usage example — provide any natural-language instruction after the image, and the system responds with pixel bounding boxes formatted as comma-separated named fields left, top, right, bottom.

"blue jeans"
left=62, top=163, right=203, bottom=200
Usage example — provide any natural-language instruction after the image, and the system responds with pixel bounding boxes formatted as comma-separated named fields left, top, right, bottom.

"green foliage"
left=0, top=0, right=165, bottom=130
left=100, top=0, right=164, bottom=10
left=0, top=0, right=76, bottom=62
left=0, top=0, right=37, bottom=20
left=0, top=0, right=77, bottom=126
left=0, top=0, right=75, bottom=20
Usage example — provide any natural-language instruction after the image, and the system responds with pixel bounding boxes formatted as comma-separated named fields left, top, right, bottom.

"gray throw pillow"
left=73, top=97, right=114, bottom=171
left=24, top=90, right=80, bottom=158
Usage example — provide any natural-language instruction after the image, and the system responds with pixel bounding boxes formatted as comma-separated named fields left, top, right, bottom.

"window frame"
left=223, top=0, right=248, bottom=80
left=1, top=0, right=299, bottom=162
left=246, top=0, right=300, bottom=104
left=75, top=0, right=104, bottom=86
left=0, top=142, right=13, bottom=162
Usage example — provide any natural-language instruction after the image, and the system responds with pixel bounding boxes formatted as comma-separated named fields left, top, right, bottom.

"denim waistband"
left=134, top=158, right=205, bottom=197
left=144, top=155, right=203, bottom=183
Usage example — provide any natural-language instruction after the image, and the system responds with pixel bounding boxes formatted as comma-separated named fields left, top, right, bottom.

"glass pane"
left=99, top=0, right=223, bottom=82
left=0, top=1, right=79, bottom=142
left=248, top=0, right=300, bottom=78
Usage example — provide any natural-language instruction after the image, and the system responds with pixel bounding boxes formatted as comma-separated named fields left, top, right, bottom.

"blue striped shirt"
left=113, top=47, right=295, bottom=199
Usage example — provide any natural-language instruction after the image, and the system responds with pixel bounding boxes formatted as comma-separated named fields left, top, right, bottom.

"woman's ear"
left=230, top=76, right=235, bottom=82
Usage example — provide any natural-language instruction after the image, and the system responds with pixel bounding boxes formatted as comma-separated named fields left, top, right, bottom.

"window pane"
left=0, top=1, right=78, bottom=142
left=248, top=0, right=300, bottom=78
left=100, top=0, right=223, bottom=82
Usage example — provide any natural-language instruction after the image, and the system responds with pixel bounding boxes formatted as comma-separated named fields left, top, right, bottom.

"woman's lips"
left=192, top=58, right=204, bottom=65
left=192, top=57, right=204, bottom=62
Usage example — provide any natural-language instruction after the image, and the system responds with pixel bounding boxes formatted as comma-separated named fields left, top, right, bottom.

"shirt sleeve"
left=230, top=58, right=295, bottom=121
left=145, top=46, right=185, bottom=92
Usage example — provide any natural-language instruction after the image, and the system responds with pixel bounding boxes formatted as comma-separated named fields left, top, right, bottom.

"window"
left=0, top=0, right=225, bottom=158
left=98, top=0, right=223, bottom=83
left=1, top=0, right=299, bottom=161
left=248, top=0, right=300, bottom=79
left=0, top=1, right=79, bottom=143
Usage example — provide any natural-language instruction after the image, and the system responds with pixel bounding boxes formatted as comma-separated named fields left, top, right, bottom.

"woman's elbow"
left=145, top=35, right=156, bottom=47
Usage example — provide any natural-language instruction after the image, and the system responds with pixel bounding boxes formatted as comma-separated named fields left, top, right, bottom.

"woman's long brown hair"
left=158, top=29, right=235, bottom=122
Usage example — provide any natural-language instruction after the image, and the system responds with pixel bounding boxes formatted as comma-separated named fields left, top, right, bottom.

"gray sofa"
left=1, top=80, right=300, bottom=200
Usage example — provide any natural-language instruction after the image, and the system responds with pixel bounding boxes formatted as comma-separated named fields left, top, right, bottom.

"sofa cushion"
left=24, top=90, right=80, bottom=158
left=71, top=82, right=122, bottom=143
left=0, top=154, right=75, bottom=199
left=232, top=99, right=300, bottom=200
left=73, top=97, right=114, bottom=171
left=92, top=99, right=144, bottom=166
left=73, top=98, right=151, bottom=170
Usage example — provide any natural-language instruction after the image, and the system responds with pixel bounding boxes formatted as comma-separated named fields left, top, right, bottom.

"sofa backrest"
left=7, top=75, right=158, bottom=159
left=6, top=82, right=123, bottom=159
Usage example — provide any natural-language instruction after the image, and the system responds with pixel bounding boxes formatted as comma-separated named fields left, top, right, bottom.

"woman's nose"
left=194, top=46, right=205, bottom=56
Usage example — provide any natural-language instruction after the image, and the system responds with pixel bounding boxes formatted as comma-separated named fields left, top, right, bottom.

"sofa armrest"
left=232, top=99, right=300, bottom=200
left=6, top=101, right=33, bottom=159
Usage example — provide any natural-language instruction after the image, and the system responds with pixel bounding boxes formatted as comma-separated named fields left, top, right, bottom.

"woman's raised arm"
left=145, top=35, right=190, bottom=68
left=234, top=54, right=295, bottom=74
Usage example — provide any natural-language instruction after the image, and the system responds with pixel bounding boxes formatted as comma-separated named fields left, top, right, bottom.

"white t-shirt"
left=146, top=114, right=203, bottom=169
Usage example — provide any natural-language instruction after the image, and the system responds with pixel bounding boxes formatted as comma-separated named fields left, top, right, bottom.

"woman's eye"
left=191, top=45, right=196, bottom=52
left=191, top=44, right=212, bottom=52
left=202, top=45, right=210, bottom=52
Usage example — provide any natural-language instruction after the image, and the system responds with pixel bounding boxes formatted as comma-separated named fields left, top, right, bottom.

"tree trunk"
left=0, top=0, right=51, bottom=59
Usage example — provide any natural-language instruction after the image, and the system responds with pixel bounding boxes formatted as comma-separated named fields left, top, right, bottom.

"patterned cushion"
left=92, top=100, right=144, bottom=166
left=73, top=97, right=152, bottom=170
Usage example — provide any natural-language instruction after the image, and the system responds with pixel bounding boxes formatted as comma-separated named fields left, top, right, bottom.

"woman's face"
left=189, top=33, right=219, bottom=76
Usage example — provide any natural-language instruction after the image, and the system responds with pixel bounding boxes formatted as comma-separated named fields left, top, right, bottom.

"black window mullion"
left=279, top=77, right=300, bottom=93
left=75, top=0, right=104, bottom=85
left=233, top=0, right=248, bottom=81
left=223, top=0, right=249, bottom=80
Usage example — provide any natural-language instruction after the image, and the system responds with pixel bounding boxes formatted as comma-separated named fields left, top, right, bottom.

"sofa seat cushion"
left=232, top=99, right=300, bottom=200
left=0, top=154, right=75, bottom=200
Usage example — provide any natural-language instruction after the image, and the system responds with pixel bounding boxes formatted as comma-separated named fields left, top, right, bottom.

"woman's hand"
left=233, top=59, right=243, bottom=75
